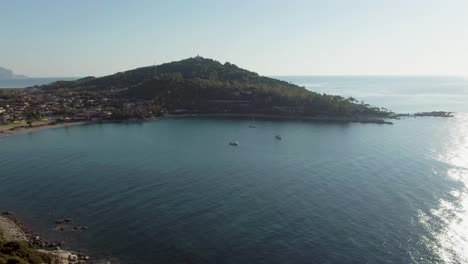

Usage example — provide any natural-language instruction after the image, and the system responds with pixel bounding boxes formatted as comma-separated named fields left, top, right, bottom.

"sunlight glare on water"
left=420, top=113, right=468, bottom=264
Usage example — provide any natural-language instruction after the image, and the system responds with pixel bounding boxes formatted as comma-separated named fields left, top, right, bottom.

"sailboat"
left=249, top=113, right=256, bottom=128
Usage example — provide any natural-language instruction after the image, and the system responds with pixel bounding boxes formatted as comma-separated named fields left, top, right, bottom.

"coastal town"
left=1, top=84, right=454, bottom=137
left=0, top=87, right=163, bottom=123
left=0, top=87, right=164, bottom=135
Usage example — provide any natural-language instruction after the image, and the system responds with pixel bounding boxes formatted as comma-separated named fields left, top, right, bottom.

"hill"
left=36, top=57, right=392, bottom=119
left=0, top=67, right=27, bottom=80
left=0, top=67, right=14, bottom=80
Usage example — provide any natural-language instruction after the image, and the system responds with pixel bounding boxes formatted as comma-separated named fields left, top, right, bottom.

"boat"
left=275, top=135, right=282, bottom=140
left=229, top=141, right=239, bottom=146
left=249, top=114, right=256, bottom=128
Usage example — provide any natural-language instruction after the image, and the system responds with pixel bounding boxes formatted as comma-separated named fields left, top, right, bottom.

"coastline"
left=2, top=110, right=457, bottom=138
left=0, top=114, right=393, bottom=139
left=163, top=113, right=394, bottom=124
left=0, top=211, right=90, bottom=263
left=0, top=121, right=87, bottom=138
left=0, top=213, right=29, bottom=242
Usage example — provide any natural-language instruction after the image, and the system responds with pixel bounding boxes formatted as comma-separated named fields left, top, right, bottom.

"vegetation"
left=38, top=57, right=392, bottom=118
left=0, top=235, right=50, bottom=264
left=24, top=110, right=44, bottom=127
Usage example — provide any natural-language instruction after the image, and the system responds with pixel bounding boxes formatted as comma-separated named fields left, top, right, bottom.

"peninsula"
left=0, top=57, right=393, bottom=135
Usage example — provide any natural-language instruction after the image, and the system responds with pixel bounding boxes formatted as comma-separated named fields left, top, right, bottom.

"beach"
left=0, top=121, right=87, bottom=138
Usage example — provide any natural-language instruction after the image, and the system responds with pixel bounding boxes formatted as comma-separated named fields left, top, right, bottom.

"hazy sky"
left=1, top=0, right=467, bottom=77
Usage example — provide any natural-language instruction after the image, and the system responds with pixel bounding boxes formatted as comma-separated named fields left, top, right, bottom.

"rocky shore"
left=397, top=111, right=454, bottom=118
left=414, top=111, right=454, bottom=117
left=0, top=212, right=29, bottom=242
left=0, top=211, right=90, bottom=263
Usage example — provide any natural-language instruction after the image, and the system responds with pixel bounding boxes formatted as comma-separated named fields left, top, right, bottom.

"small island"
left=396, top=111, right=454, bottom=119
left=414, top=111, right=454, bottom=117
left=1, top=57, right=395, bottom=136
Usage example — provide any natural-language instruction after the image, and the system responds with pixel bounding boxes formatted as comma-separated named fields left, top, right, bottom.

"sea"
left=1, top=76, right=468, bottom=264
left=0, top=77, right=78, bottom=88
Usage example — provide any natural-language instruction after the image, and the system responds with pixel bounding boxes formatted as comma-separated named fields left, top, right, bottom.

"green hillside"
left=38, top=57, right=392, bottom=117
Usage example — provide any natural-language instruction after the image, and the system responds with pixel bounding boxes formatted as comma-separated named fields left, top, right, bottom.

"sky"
left=1, top=0, right=467, bottom=77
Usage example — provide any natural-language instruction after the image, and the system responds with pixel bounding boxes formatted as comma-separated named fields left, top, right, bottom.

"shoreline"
left=0, top=212, right=29, bottom=242
left=0, top=121, right=87, bottom=138
left=4, top=111, right=456, bottom=138
left=162, top=113, right=394, bottom=124
left=0, top=211, right=66, bottom=249
left=0, top=114, right=393, bottom=138
left=0, top=211, right=90, bottom=263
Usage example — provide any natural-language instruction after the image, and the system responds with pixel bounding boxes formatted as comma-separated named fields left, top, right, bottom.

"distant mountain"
left=37, top=57, right=391, bottom=117
left=0, top=67, right=27, bottom=80
left=0, top=67, right=14, bottom=79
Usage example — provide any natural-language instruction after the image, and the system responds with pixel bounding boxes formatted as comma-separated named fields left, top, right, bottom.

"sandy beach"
left=0, top=121, right=87, bottom=138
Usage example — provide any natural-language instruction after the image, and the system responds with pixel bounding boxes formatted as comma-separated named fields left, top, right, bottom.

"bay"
left=1, top=76, right=467, bottom=264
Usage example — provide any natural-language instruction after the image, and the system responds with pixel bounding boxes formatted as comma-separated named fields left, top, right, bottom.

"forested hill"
left=36, top=57, right=392, bottom=117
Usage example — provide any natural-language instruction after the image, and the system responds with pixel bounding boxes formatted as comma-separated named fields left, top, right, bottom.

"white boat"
left=275, top=135, right=282, bottom=140
left=229, top=141, right=239, bottom=146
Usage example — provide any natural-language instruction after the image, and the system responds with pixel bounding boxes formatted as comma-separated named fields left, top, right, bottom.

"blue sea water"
left=0, top=77, right=78, bottom=88
left=0, top=76, right=467, bottom=264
